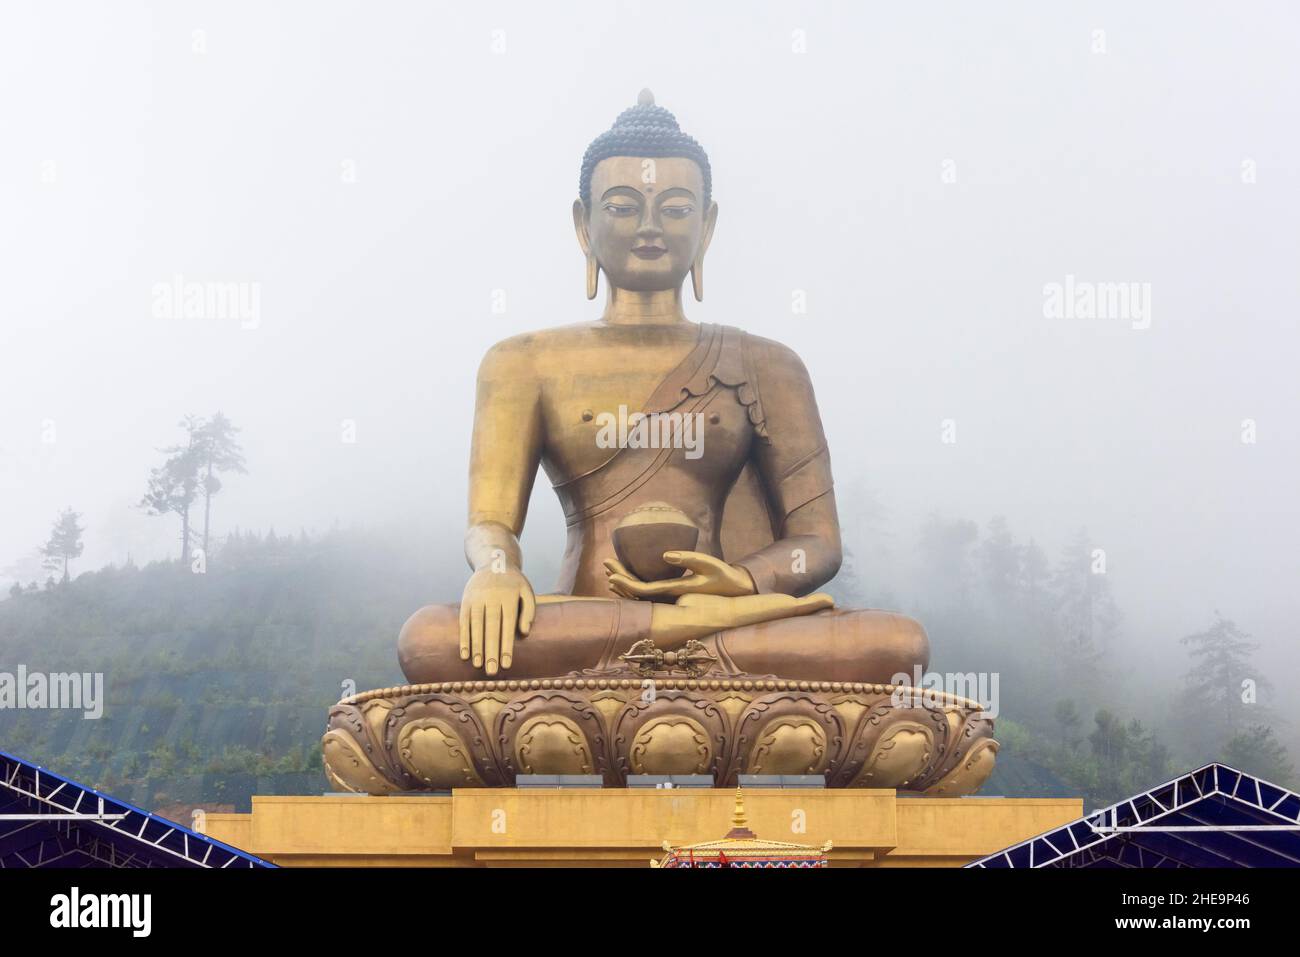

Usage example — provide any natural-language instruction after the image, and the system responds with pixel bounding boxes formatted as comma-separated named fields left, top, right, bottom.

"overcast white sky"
left=1, top=1, right=1297, bottom=669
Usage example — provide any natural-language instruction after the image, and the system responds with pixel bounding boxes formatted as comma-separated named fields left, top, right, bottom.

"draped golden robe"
left=549, top=322, right=839, bottom=598
left=399, top=322, right=929, bottom=685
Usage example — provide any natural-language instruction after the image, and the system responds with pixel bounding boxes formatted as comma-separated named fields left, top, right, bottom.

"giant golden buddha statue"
left=323, top=92, right=998, bottom=795
left=397, top=89, right=928, bottom=684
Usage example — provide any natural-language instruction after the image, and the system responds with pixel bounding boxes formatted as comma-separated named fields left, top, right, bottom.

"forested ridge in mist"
left=843, top=514, right=1295, bottom=804
left=1, top=522, right=1290, bottom=816
left=0, top=529, right=438, bottom=814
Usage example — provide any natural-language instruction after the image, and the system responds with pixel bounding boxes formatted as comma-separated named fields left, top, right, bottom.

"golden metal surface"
left=323, top=678, right=998, bottom=794
left=651, top=788, right=832, bottom=867
left=200, top=791, right=1084, bottom=867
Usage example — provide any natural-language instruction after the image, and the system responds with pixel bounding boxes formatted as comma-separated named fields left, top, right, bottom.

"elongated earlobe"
left=574, top=198, right=599, bottom=300
left=691, top=201, right=718, bottom=302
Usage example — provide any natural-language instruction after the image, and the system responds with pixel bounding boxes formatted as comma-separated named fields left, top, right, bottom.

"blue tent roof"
left=0, top=748, right=274, bottom=868
left=968, top=763, right=1300, bottom=868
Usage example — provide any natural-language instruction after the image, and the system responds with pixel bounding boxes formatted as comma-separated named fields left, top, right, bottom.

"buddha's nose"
left=635, top=212, right=663, bottom=238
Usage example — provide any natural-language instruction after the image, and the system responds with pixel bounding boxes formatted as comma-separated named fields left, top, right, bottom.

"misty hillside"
left=0, top=523, right=1293, bottom=814
left=0, top=529, right=435, bottom=813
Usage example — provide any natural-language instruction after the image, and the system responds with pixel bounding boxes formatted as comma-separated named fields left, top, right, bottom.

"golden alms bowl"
left=611, top=502, right=699, bottom=582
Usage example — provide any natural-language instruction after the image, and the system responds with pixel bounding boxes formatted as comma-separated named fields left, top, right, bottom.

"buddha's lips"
left=631, top=246, right=667, bottom=260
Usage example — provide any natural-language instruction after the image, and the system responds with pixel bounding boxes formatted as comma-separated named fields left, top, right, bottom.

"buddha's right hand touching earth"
left=459, top=566, right=536, bottom=676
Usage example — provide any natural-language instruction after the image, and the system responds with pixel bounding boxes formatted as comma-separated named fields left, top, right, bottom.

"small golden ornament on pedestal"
left=652, top=788, right=833, bottom=868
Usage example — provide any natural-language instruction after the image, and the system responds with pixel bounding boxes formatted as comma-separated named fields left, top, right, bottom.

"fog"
left=2, top=1, right=1297, bottom=687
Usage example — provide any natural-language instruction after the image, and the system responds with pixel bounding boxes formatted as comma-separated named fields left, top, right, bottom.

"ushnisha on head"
left=573, top=89, right=719, bottom=300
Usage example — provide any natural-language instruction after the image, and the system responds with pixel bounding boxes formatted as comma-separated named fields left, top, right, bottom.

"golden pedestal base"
left=202, top=789, right=1082, bottom=867
left=320, top=676, right=999, bottom=795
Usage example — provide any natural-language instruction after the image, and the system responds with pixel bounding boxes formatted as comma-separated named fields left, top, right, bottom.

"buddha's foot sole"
left=322, top=673, right=997, bottom=795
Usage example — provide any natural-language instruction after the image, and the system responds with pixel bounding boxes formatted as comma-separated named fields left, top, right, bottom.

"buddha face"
left=576, top=156, right=718, bottom=293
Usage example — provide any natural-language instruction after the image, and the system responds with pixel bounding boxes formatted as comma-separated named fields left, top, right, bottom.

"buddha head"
left=574, top=89, right=719, bottom=300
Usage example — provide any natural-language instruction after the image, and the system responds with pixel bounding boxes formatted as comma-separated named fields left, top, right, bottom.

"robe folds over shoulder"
left=549, top=323, right=837, bottom=598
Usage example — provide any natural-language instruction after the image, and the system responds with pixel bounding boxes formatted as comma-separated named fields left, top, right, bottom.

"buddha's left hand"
left=603, top=551, right=757, bottom=600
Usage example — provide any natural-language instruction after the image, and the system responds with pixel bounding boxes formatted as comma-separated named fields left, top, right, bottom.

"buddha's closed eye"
left=661, top=205, right=694, bottom=218
left=603, top=202, right=638, bottom=217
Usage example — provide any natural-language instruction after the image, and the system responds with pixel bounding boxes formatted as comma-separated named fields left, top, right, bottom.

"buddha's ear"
left=572, top=198, right=592, bottom=255
left=691, top=201, right=719, bottom=302
left=573, top=198, right=599, bottom=300
left=700, top=201, right=719, bottom=257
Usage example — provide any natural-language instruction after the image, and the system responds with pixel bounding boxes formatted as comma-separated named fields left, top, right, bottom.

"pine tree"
left=1018, top=539, right=1054, bottom=633
left=1089, top=708, right=1128, bottom=802
left=41, top=507, right=85, bottom=583
left=140, top=416, right=205, bottom=562
left=1223, top=725, right=1295, bottom=785
left=1054, top=699, right=1083, bottom=749
left=1179, top=613, right=1270, bottom=757
left=1090, top=709, right=1129, bottom=767
left=1050, top=530, right=1119, bottom=699
left=195, top=412, right=247, bottom=557
left=980, top=516, right=1019, bottom=613
left=1123, top=718, right=1170, bottom=793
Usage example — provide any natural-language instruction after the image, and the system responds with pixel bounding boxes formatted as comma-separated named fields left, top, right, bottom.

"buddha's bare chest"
left=535, top=345, right=753, bottom=483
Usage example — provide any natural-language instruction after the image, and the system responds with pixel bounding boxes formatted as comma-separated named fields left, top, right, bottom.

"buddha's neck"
left=602, top=286, right=689, bottom=326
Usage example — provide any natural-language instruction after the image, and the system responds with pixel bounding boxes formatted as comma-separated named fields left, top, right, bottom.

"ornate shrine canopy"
left=0, top=748, right=274, bottom=868
left=968, top=763, right=1300, bottom=868
left=652, top=788, right=831, bottom=868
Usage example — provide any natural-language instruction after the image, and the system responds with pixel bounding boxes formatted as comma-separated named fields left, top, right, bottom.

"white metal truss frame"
left=0, top=753, right=271, bottom=868
left=967, top=763, right=1300, bottom=868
